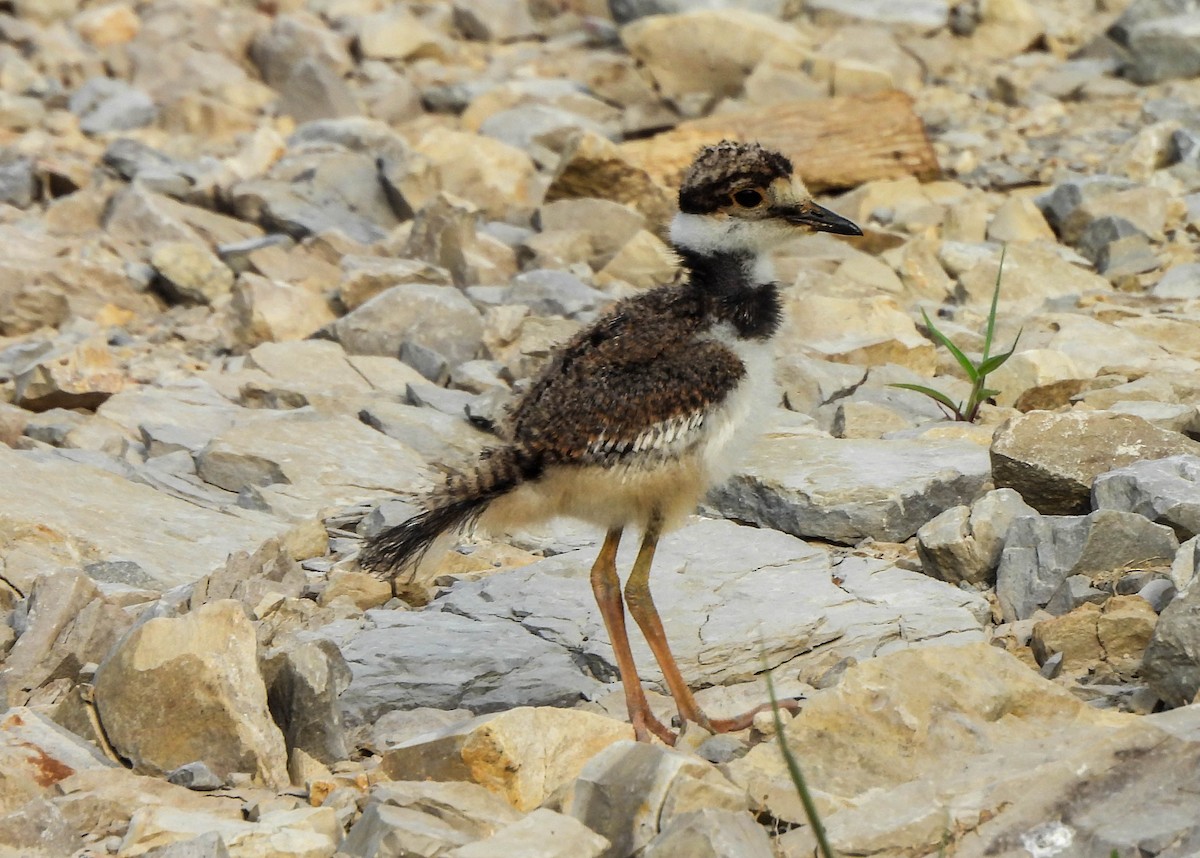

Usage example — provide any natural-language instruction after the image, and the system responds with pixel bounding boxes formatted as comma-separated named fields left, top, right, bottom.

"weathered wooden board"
left=619, top=91, right=939, bottom=193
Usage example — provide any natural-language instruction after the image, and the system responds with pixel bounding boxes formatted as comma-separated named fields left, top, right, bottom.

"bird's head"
left=669, top=140, right=861, bottom=257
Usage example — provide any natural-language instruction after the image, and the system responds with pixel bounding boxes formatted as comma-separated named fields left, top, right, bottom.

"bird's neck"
left=672, top=245, right=782, bottom=341
left=673, top=245, right=772, bottom=291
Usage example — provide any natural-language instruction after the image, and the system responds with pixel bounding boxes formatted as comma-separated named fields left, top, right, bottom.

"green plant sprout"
left=763, top=664, right=836, bottom=858
left=891, top=245, right=1021, bottom=423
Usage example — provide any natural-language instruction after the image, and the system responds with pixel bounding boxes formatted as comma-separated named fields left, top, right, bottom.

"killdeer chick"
left=361, top=140, right=861, bottom=744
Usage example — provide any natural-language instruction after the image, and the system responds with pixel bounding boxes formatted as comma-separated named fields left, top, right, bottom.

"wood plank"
left=619, top=91, right=938, bottom=194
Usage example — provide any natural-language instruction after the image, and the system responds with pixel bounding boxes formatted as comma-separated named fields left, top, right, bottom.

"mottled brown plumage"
left=362, top=140, right=861, bottom=744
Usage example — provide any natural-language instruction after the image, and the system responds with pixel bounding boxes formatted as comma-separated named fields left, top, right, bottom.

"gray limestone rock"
left=0, top=448, right=291, bottom=593
left=230, top=150, right=401, bottom=244
left=452, top=0, right=539, bottom=42
left=1076, top=215, right=1160, bottom=277
left=496, top=269, right=609, bottom=318
left=709, top=434, right=991, bottom=544
left=69, top=77, right=157, bottom=134
left=1037, top=175, right=1138, bottom=243
left=316, top=610, right=603, bottom=729
left=333, top=283, right=484, bottom=366
left=996, top=509, right=1179, bottom=621
left=0, top=798, right=82, bottom=858
left=1143, top=581, right=1200, bottom=706
left=261, top=637, right=352, bottom=765
left=918, top=488, right=1038, bottom=586
left=992, top=411, right=1200, bottom=515
left=565, top=740, right=747, bottom=858
left=140, top=833, right=231, bottom=858
left=0, top=570, right=133, bottom=707
left=166, top=761, right=224, bottom=791
left=436, top=518, right=987, bottom=691
left=1093, top=455, right=1200, bottom=540
left=804, top=0, right=948, bottom=29
left=1153, top=262, right=1200, bottom=298
left=277, top=58, right=361, bottom=124
left=340, top=802, right=473, bottom=857
left=1112, top=2, right=1200, bottom=84
left=643, top=808, right=774, bottom=858
left=0, top=157, right=36, bottom=208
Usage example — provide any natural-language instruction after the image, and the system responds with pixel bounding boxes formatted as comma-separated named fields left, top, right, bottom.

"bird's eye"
left=732, top=189, right=764, bottom=207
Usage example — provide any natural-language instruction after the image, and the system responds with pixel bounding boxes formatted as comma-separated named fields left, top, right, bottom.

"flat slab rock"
left=707, top=433, right=991, bottom=543
left=435, top=518, right=988, bottom=691
left=0, top=447, right=292, bottom=591
left=314, top=610, right=605, bottom=731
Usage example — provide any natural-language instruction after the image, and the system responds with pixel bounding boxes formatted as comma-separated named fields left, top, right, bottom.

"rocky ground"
left=2, top=0, right=1200, bottom=856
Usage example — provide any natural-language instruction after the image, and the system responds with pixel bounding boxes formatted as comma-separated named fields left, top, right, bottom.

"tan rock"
left=986, top=348, right=1081, bottom=408
left=1097, top=595, right=1158, bottom=677
left=148, top=241, right=235, bottom=306
left=449, top=808, right=609, bottom=858
left=319, top=569, right=392, bottom=610
left=831, top=400, right=913, bottom=438
left=414, top=127, right=539, bottom=222
left=953, top=242, right=1111, bottom=313
left=93, top=599, right=289, bottom=788
left=783, top=293, right=937, bottom=375
left=231, top=273, right=336, bottom=345
left=120, top=805, right=338, bottom=857
left=1031, top=602, right=1104, bottom=673
left=727, top=644, right=1130, bottom=854
left=986, top=195, right=1056, bottom=243
left=546, top=131, right=674, bottom=230
left=0, top=570, right=132, bottom=709
left=357, top=7, right=444, bottom=61
left=621, top=11, right=800, bottom=104
left=991, top=411, right=1200, bottom=514
left=594, top=229, right=677, bottom=290
left=73, top=2, right=140, bottom=47
left=53, top=768, right=243, bottom=844
left=13, top=337, right=127, bottom=412
left=338, top=257, right=452, bottom=311
left=381, top=707, right=633, bottom=812
left=888, top=238, right=955, bottom=301
left=973, top=0, right=1044, bottom=57
left=0, top=707, right=116, bottom=814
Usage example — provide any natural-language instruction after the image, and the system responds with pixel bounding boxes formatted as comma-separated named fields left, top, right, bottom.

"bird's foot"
left=692, top=697, right=803, bottom=734
left=632, top=709, right=678, bottom=746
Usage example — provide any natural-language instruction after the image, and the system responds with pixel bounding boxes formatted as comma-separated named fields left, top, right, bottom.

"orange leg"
left=589, top=527, right=675, bottom=744
left=623, top=514, right=801, bottom=734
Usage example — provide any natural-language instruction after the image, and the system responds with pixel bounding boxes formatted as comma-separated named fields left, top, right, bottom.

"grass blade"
left=921, top=310, right=979, bottom=383
left=763, top=666, right=836, bottom=858
left=889, top=383, right=964, bottom=419
left=981, top=244, right=1007, bottom=361
left=976, top=329, right=1023, bottom=376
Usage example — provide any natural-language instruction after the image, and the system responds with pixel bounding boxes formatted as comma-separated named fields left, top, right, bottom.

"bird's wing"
left=509, top=335, right=746, bottom=466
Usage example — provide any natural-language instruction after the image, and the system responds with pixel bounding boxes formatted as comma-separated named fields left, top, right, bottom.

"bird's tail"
left=359, top=445, right=539, bottom=579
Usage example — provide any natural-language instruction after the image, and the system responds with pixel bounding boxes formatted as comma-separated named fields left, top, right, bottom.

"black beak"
left=780, top=202, right=862, bottom=236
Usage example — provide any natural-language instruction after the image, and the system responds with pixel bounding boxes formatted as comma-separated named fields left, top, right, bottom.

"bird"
left=360, top=140, right=862, bottom=744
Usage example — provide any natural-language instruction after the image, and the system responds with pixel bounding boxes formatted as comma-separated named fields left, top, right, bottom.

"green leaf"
left=982, top=244, right=1007, bottom=361
left=976, top=329, right=1023, bottom=377
left=889, top=383, right=965, bottom=418
left=921, top=309, right=979, bottom=383
left=976, top=387, right=1001, bottom=400
left=763, top=661, right=836, bottom=858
